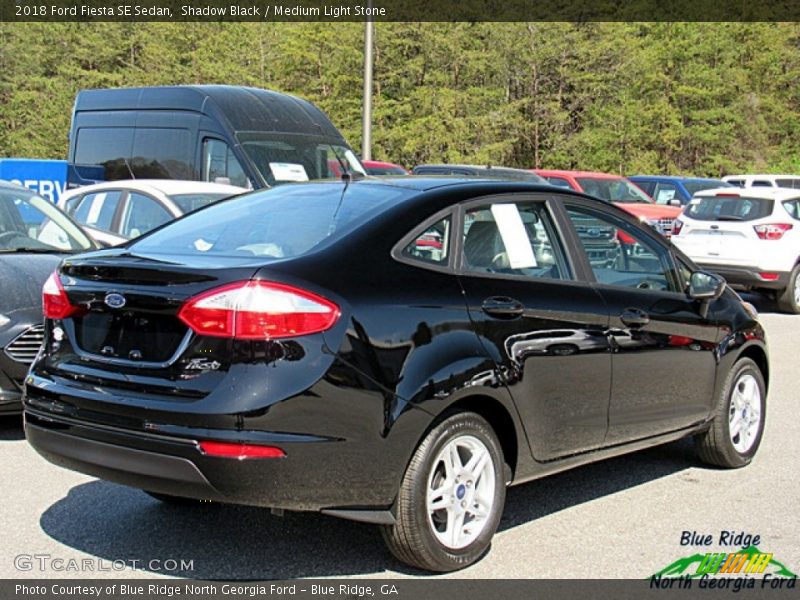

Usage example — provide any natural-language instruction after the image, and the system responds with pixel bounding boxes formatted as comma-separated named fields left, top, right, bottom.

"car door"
left=562, top=199, right=719, bottom=443
left=455, top=194, right=613, bottom=461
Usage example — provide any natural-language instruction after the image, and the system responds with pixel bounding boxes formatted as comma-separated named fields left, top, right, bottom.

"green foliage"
left=2, top=22, right=800, bottom=176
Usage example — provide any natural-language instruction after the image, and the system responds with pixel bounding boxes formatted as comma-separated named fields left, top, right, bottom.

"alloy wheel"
left=728, top=373, right=762, bottom=453
left=426, top=435, right=496, bottom=550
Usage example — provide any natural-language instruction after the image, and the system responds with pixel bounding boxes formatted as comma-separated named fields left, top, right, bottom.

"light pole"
left=361, top=4, right=374, bottom=161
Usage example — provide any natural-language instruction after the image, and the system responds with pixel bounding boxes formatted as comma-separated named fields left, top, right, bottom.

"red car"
left=534, top=170, right=681, bottom=237
left=362, top=160, right=409, bottom=176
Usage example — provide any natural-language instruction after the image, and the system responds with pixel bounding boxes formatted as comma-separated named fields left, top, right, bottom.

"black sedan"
left=0, top=181, right=96, bottom=414
left=24, top=178, right=767, bottom=572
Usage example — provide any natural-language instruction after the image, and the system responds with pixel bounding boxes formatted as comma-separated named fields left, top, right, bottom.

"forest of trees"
left=2, top=22, right=800, bottom=177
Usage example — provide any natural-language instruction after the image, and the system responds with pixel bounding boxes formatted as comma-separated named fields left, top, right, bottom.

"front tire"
left=776, top=264, right=800, bottom=314
left=695, top=358, right=766, bottom=468
left=382, top=412, right=506, bottom=572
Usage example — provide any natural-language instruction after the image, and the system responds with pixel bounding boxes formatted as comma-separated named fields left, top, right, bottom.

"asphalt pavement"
left=1, top=300, right=797, bottom=580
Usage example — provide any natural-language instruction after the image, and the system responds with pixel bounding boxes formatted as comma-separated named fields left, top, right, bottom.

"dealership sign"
left=0, top=158, right=67, bottom=203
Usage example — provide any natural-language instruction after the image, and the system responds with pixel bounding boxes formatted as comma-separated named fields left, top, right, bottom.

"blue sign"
left=0, top=158, right=68, bottom=204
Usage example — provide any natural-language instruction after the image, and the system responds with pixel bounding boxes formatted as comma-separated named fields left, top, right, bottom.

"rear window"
left=130, top=183, right=414, bottom=259
left=685, top=196, right=775, bottom=221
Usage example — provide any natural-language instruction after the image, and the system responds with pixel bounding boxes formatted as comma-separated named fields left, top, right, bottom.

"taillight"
left=178, top=280, right=340, bottom=340
left=198, top=440, right=285, bottom=459
left=42, top=271, right=83, bottom=319
left=753, top=223, right=792, bottom=240
left=672, top=219, right=684, bottom=236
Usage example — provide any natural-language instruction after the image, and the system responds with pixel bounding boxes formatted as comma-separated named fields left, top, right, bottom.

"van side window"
left=203, top=139, right=249, bottom=188
left=131, top=129, right=194, bottom=179
left=74, top=128, right=135, bottom=180
left=74, top=127, right=194, bottom=181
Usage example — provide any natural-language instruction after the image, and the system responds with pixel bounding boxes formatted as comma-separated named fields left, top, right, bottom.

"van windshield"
left=236, top=132, right=365, bottom=186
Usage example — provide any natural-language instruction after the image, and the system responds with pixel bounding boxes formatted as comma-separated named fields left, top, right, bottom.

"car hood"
left=614, top=203, right=681, bottom=219
left=0, top=254, right=62, bottom=316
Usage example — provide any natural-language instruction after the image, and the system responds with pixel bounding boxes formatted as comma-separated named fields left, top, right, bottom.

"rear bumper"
left=696, top=264, right=790, bottom=290
left=23, top=408, right=396, bottom=513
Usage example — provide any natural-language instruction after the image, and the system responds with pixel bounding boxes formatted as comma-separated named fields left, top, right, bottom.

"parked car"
left=533, top=170, right=682, bottom=237
left=413, top=164, right=548, bottom=183
left=362, top=160, right=409, bottom=176
left=672, top=187, right=800, bottom=313
left=67, top=85, right=365, bottom=190
left=628, top=175, right=733, bottom=206
left=58, top=179, right=245, bottom=246
left=0, top=180, right=96, bottom=414
left=25, top=177, right=767, bottom=572
left=722, top=174, right=800, bottom=189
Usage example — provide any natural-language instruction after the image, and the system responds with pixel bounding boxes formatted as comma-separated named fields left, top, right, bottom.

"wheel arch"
left=426, top=393, right=522, bottom=482
left=737, top=343, right=769, bottom=390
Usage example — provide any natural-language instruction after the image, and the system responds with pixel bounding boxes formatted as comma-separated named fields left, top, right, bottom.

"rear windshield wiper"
left=713, top=216, right=745, bottom=221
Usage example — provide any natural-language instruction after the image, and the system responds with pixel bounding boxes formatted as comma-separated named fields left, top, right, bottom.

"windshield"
left=685, top=196, right=775, bottom=221
left=131, top=182, right=414, bottom=260
left=683, top=180, right=732, bottom=196
left=0, top=186, right=94, bottom=253
left=170, top=193, right=234, bottom=214
left=576, top=177, right=652, bottom=203
left=236, top=132, right=365, bottom=186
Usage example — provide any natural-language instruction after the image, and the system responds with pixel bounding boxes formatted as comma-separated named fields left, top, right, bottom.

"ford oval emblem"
left=104, top=293, right=127, bottom=309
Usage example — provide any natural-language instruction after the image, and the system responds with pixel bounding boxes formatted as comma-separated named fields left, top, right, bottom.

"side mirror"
left=669, top=198, right=682, bottom=207
left=689, top=271, right=725, bottom=318
left=689, top=270, right=726, bottom=300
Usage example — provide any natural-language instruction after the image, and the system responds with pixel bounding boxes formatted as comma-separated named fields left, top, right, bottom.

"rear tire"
left=381, top=412, right=505, bottom=572
left=695, top=358, right=766, bottom=468
left=776, top=264, right=800, bottom=314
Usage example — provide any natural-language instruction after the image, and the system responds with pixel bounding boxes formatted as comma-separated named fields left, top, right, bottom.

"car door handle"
left=620, top=308, right=650, bottom=328
left=481, top=297, right=525, bottom=319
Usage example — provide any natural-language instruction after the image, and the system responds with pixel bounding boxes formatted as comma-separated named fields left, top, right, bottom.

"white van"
left=722, top=174, right=800, bottom=189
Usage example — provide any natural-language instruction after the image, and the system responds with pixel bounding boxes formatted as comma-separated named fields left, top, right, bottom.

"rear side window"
left=131, top=183, right=414, bottom=259
left=72, top=191, right=123, bottom=232
left=685, top=196, right=774, bottom=221
left=775, top=178, right=800, bottom=189
left=783, top=200, right=800, bottom=220
left=403, top=217, right=451, bottom=265
left=751, top=180, right=773, bottom=187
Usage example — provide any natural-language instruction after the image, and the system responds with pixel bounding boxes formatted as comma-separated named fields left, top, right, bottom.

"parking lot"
left=1, top=296, right=798, bottom=580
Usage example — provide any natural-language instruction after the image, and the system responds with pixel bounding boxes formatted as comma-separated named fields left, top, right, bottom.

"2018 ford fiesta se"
left=24, top=177, right=768, bottom=572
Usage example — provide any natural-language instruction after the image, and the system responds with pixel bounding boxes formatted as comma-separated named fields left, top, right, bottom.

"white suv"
left=672, top=188, right=800, bottom=313
left=722, top=174, right=800, bottom=189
